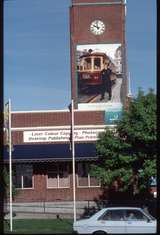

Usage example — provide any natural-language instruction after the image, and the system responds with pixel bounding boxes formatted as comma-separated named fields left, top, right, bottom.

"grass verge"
left=4, top=218, right=73, bottom=234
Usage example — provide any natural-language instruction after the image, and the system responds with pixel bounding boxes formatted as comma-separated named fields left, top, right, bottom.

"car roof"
left=103, top=207, right=142, bottom=210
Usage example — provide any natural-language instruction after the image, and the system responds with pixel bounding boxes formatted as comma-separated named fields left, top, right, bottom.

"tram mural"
left=76, top=44, right=123, bottom=105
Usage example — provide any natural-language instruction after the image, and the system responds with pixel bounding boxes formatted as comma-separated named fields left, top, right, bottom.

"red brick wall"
left=12, top=111, right=104, bottom=128
left=10, top=110, right=105, bottom=145
left=4, top=110, right=106, bottom=201
left=12, top=112, right=70, bottom=128
left=71, top=6, right=124, bottom=43
left=14, top=177, right=104, bottom=202
left=72, top=0, right=123, bottom=3
left=14, top=163, right=106, bottom=202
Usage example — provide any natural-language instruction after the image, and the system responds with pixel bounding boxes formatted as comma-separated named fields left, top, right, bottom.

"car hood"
left=73, top=218, right=90, bottom=226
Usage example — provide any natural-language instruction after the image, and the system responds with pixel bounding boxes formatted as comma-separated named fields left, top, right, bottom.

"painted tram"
left=77, top=51, right=117, bottom=89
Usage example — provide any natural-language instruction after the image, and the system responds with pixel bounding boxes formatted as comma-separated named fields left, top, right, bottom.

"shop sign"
left=23, top=129, right=105, bottom=143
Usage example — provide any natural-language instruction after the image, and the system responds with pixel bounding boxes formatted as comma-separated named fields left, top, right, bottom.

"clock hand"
left=93, top=24, right=99, bottom=29
left=96, top=22, right=99, bottom=29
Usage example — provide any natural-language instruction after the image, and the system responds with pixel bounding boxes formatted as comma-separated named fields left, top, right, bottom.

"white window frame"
left=46, top=165, right=70, bottom=189
left=15, top=165, right=34, bottom=190
left=77, top=163, right=100, bottom=188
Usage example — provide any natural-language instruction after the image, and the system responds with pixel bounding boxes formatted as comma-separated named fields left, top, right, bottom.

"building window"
left=14, top=164, right=33, bottom=189
left=47, top=163, right=70, bottom=188
left=77, top=163, right=100, bottom=188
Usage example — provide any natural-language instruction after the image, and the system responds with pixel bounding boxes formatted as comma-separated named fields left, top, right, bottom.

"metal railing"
left=4, top=198, right=157, bottom=219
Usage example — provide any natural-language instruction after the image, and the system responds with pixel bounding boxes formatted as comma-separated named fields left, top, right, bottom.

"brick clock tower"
left=70, top=0, right=128, bottom=122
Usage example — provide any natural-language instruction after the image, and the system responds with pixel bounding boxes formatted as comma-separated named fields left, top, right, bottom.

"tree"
left=91, top=89, right=156, bottom=198
left=3, top=166, right=17, bottom=201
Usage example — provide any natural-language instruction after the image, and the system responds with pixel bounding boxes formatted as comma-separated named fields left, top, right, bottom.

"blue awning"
left=3, top=143, right=97, bottom=162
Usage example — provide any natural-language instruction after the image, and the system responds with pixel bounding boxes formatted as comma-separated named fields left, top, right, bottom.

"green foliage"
left=3, top=166, right=17, bottom=200
left=138, top=159, right=157, bottom=191
left=91, top=89, right=157, bottom=196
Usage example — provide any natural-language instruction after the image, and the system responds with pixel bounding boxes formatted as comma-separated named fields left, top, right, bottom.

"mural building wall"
left=70, top=0, right=127, bottom=124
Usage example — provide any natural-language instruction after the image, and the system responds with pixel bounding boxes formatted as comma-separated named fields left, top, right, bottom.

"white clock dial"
left=90, top=20, right=105, bottom=35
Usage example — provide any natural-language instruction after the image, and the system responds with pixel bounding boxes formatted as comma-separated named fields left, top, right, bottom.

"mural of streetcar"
left=77, top=50, right=117, bottom=90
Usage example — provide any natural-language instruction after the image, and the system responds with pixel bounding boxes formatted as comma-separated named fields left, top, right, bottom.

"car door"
left=125, top=209, right=156, bottom=234
left=95, top=209, right=126, bottom=234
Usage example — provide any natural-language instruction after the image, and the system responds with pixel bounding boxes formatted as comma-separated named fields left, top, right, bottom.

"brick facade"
left=11, top=110, right=105, bottom=145
left=5, top=110, right=107, bottom=202
left=14, top=162, right=105, bottom=202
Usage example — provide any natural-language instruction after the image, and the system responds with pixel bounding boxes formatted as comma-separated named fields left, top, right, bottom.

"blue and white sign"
left=105, top=110, right=122, bottom=124
left=104, top=104, right=123, bottom=124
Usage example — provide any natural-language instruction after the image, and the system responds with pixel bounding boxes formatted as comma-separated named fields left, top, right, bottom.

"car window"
left=126, top=210, right=148, bottom=221
left=99, top=210, right=125, bottom=221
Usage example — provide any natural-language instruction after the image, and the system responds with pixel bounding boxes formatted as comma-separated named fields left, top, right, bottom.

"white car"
left=73, top=207, right=156, bottom=234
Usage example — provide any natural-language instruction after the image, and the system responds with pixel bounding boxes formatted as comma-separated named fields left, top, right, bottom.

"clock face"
left=90, top=20, right=105, bottom=35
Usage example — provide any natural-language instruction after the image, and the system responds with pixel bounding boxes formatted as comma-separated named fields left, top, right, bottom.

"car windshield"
left=144, top=212, right=156, bottom=220
left=140, top=209, right=156, bottom=220
left=82, top=208, right=100, bottom=219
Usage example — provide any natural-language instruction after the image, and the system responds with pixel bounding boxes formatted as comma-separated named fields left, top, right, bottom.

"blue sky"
left=4, top=0, right=156, bottom=111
